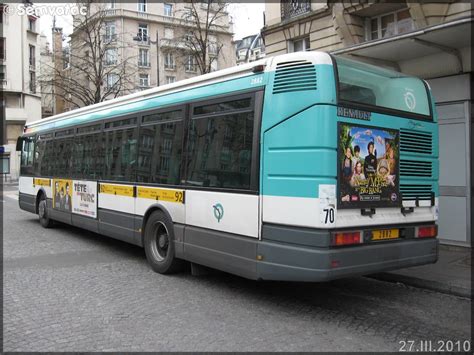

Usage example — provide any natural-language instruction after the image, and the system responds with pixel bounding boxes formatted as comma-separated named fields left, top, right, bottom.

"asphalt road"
left=2, top=186, right=471, bottom=352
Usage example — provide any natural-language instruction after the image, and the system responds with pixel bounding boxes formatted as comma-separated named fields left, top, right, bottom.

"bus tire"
left=38, top=194, right=53, bottom=228
left=143, top=210, right=183, bottom=274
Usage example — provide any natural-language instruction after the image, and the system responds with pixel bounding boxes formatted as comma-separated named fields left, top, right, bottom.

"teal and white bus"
left=18, top=51, right=439, bottom=281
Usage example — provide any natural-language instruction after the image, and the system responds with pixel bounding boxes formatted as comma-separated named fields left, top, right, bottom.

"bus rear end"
left=258, top=52, right=438, bottom=281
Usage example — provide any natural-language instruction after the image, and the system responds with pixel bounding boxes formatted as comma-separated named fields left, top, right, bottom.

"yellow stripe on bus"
left=99, top=184, right=134, bottom=197
left=33, top=178, right=51, bottom=187
left=137, top=187, right=185, bottom=204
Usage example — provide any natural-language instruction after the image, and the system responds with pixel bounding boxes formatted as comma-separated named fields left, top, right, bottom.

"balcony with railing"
left=281, top=0, right=311, bottom=21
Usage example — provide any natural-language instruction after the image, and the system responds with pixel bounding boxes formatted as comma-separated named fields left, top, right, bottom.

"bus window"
left=33, top=136, right=45, bottom=176
left=186, top=108, right=254, bottom=190
left=73, top=132, right=103, bottom=179
left=20, top=136, right=35, bottom=175
left=41, top=138, right=55, bottom=177
left=54, top=138, right=73, bottom=177
left=137, top=119, right=183, bottom=185
left=104, top=127, right=137, bottom=181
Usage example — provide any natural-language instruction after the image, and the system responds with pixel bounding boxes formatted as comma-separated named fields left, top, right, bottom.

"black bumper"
left=257, top=224, right=438, bottom=282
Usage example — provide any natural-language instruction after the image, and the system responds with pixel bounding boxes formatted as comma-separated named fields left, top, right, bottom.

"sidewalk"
left=370, top=244, right=472, bottom=298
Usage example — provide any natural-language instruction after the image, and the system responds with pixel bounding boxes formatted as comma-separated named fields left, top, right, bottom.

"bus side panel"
left=184, top=190, right=259, bottom=238
left=18, top=176, right=53, bottom=214
left=262, top=105, right=337, bottom=229
left=97, top=183, right=136, bottom=245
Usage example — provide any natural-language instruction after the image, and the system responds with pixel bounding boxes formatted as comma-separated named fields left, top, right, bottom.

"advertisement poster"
left=53, top=179, right=73, bottom=212
left=72, top=180, right=97, bottom=218
left=338, top=123, right=400, bottom=209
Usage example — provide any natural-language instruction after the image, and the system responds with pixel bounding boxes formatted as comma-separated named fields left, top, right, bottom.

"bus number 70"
left=323, top=208, right=335, bottom=224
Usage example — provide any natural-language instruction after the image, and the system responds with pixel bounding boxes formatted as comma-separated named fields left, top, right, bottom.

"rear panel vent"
left=272, top=60, right=317, bottom=94
left=400, top=160, right=433, bottom=177
left=400, top=129, right=432, bottom=155
left=400, top=184, right=433, bottom=201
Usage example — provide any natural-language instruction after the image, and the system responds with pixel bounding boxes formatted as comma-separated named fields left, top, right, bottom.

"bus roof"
left=25, top=51, right=333, bottom=133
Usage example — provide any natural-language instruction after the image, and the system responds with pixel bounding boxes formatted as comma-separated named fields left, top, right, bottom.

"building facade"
left=1, top=2, right=42, bottom=181
left=262, top=1, right=472, bottom=247
left=62, top=1, right=235, bottom=111
left=39, top=33, right=54, bottom=118
left=235, top=33, right=265, bottom=65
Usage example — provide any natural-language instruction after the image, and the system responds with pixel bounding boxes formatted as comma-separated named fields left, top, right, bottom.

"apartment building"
left=39, top=33, right=54, bottom=118
left=1, top=2, right=42, bottom=181
left=235, top=33, right=265, bottom=65
left=261, top=1, right=473, bottom=247
left=66, top=1, right=235, bottom=109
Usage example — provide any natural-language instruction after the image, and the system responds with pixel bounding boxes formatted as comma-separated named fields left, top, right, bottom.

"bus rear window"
left=334, top=56, right=431, bottom=119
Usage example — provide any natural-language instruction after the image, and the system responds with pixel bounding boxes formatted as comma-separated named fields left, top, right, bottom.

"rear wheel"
left=143, top=210, right=183, bottom=274
left=38, top=194, right=53, bottom=228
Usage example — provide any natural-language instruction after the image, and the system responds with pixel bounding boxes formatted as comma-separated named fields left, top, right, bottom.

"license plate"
left=372, top=229, right=399, bottom=241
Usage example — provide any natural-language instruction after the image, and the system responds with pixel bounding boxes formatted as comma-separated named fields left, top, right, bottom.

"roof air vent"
left=272, top=60, right=317, bottom=94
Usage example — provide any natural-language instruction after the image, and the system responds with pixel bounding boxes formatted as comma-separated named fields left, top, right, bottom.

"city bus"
left=17, top=51, right=439, bottom=281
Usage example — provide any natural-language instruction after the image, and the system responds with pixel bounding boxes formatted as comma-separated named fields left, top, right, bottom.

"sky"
left=39, top=2, right=265, bottom=46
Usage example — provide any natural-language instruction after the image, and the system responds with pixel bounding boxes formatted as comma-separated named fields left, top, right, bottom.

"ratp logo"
left=213, top=203, right=224, bottom=223
left=404, top=91, right=416, bottom=111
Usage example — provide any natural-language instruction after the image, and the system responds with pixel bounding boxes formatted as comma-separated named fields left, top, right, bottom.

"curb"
left=367, top=273, right=472, bottom=299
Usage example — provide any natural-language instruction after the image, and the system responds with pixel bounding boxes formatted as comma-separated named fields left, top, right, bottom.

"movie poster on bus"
left=72, top=180, right=97, bottom=218
left=53, top=179, right=73, bottom=212
left=337, top=123, right=400, bottom=209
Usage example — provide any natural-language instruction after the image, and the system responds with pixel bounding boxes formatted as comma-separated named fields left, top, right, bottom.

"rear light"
left=417, top=225, right=437, bottom=238
left=331, top=231, right=362, bottom=246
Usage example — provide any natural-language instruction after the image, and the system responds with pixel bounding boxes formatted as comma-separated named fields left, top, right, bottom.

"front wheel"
left=38, top=195, right=53, bottom=228
left=143, top=210, right=183, bottom=274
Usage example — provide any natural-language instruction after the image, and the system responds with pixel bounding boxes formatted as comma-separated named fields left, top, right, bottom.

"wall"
left=428, top=73, right=472, bottom=247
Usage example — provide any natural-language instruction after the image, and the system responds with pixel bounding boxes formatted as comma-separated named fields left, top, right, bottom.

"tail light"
left=331, top=231, right=362, bottom=246
left=417, top=225, right=437, bottom=238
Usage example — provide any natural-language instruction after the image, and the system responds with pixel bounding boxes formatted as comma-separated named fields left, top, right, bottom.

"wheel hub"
left=158, top=234, right=168, bottom=249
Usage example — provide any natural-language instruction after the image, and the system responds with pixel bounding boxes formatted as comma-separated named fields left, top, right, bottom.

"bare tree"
left=170, top=0, right=230, bottom=75
left=39, top=2, right=139, bottom=109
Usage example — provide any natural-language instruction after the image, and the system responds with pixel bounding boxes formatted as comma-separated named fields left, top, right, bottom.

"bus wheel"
left=38, top=195, right=53, bottom=228
left=144, top=210, right=183, bottom=274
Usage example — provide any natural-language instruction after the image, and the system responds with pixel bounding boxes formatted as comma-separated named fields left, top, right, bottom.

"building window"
left=164, top=53, right=175, bottom=69
left=138, top=0, right=147, bottom=13
left=138, top=48, right=149, bottom=67
left=0, top=65, right=6, bottom=81
left=105, top=1, right=115, bottom=9
left=185, top=55, right=197, bottom=72
left=166, top=76, right=176, bottom=84
left=105, top=48, right=117, bottom=65
left=164, top=3, right=173, bottom=17
left=210, top=59, right=218, bottom=72
left=139, top=73, right=150, bottom=88
left=29, top=71, right=36, bottom=93
left=0, top=5, right=7, bottom=24
left=183, top=7, right=193, bottom=21
left=138, top=23, right=148, bottom=42
left=29, top=45, right=35, bottom=67
left=208, top=34, right=218, bottom=55
left=0, top=37, right=5, bottom=60
left=290, top=36, right=310, bottom=52
left=369, top=8, right=414, bottom=40
left=106, top=73, right=119, bottom=89
left=185, top=31, right=194, bottom=43
left=281, top=0, right=311, bottom=21
left=105, top=21, right=116, bottom=42
left=28, top=17, right=36, bottom=32
left=164, top=27, right=174, bottom=39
